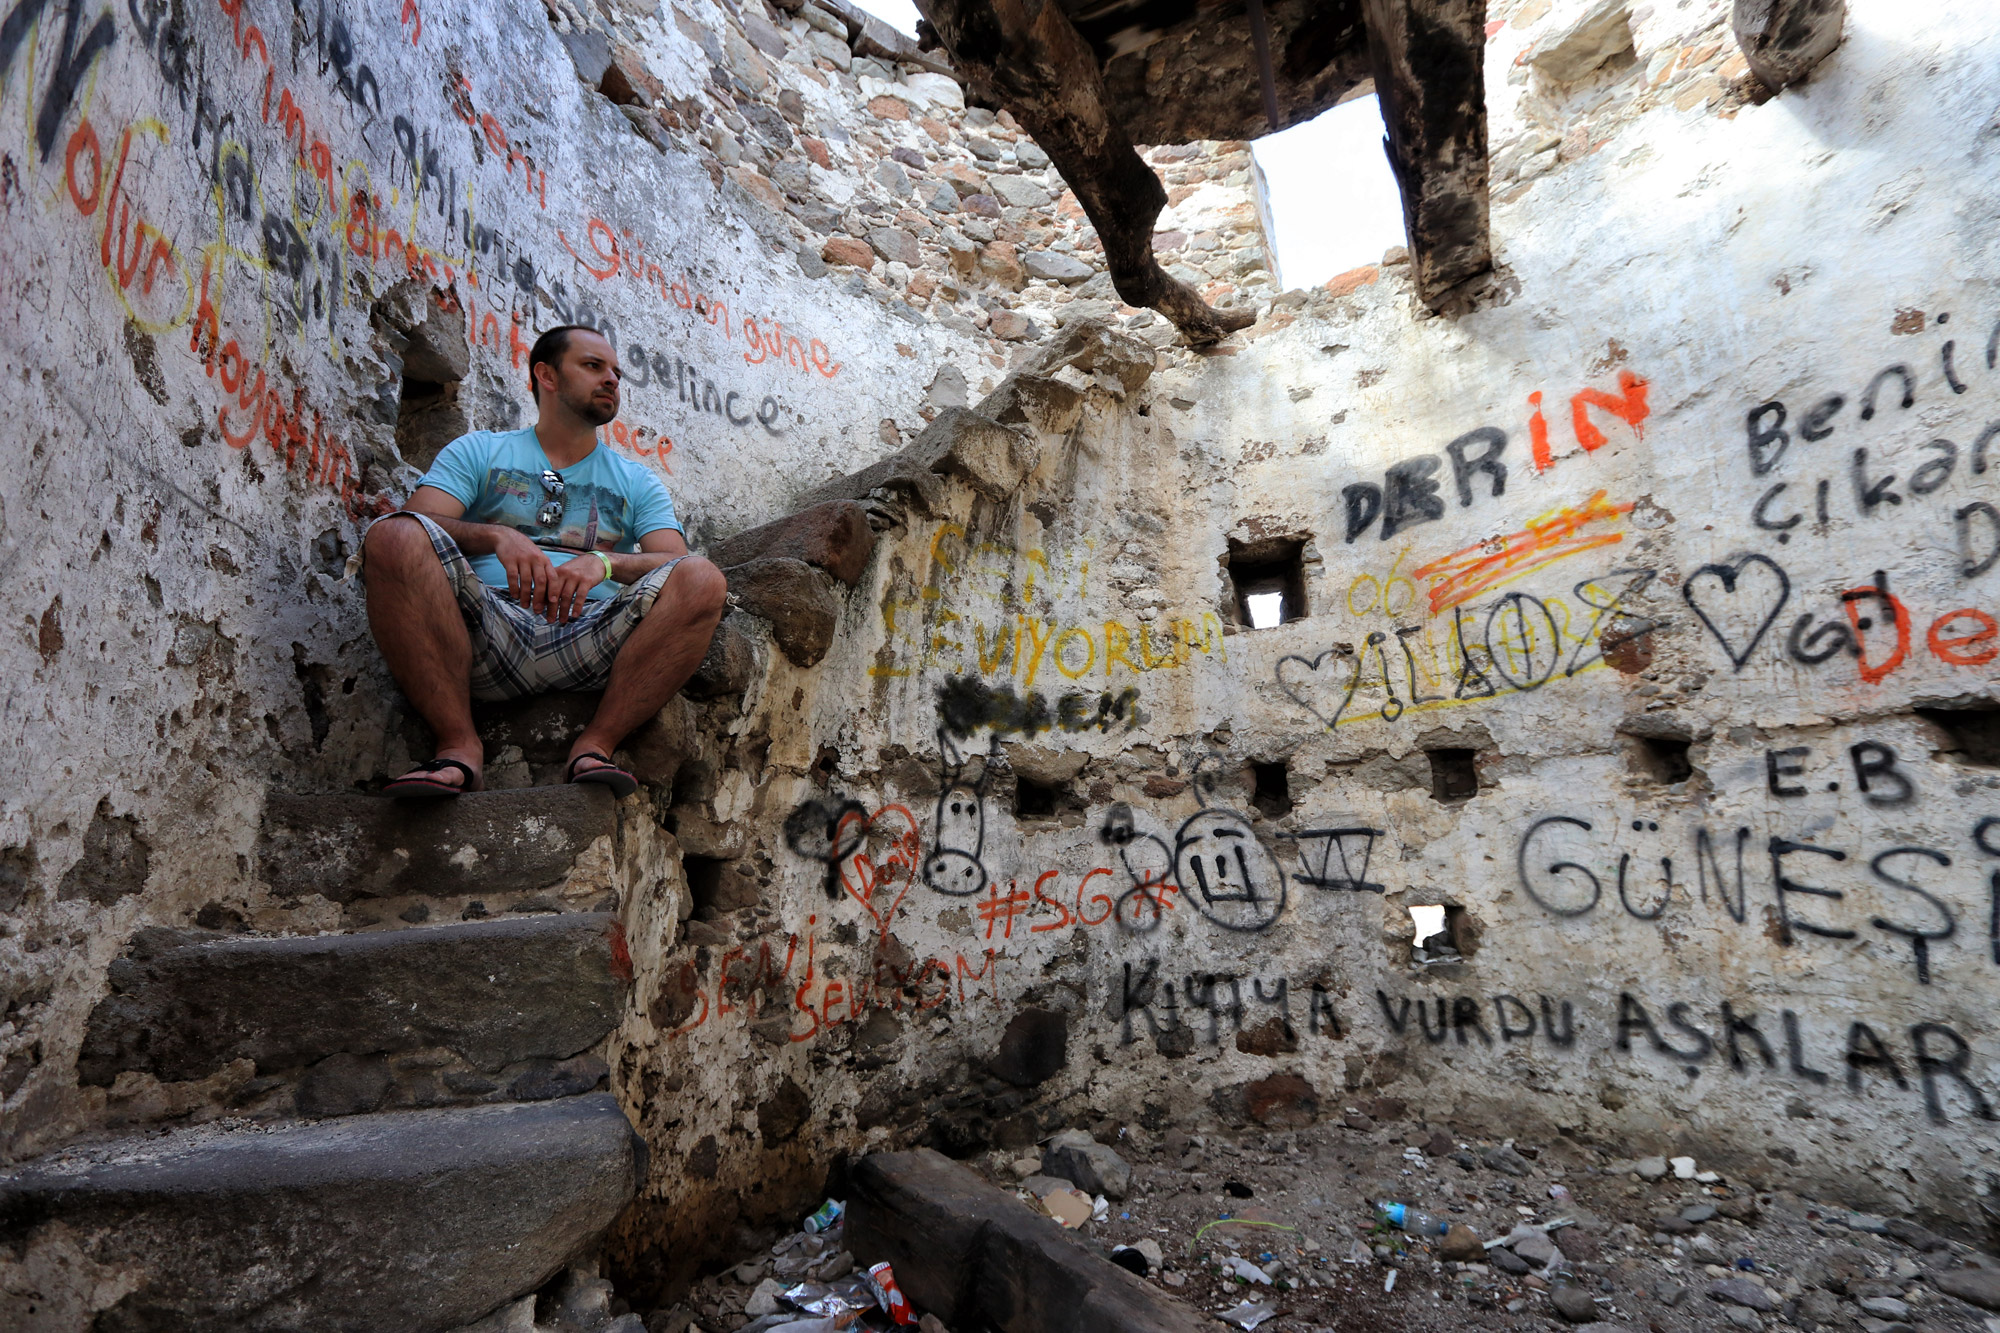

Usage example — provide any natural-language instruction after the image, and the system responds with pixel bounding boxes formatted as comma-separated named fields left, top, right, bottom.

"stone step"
left=78, top=914, right=630, bottom=1099
left=258, top=784, right=616, bottom=903
left=707, top=498, right=876, bottom=587
left=0, top=1094, right=642, bottom=1332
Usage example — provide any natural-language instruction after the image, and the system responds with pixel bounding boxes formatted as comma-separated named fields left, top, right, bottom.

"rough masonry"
left=3, top=0, right=1998, bottom=1320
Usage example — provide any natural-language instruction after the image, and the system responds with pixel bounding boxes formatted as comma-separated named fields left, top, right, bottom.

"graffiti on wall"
left=1509, top=736, right=2000, bottom=993
left=1373, top=986, right=1992, bottom=1126
left=2, top=0, right=859, bottom=522
left=871, top=524, right=1231, bottom=684
left=1278, top=553, right=1661, bottom=731
left=1336, top=366, right=1651, bottom=545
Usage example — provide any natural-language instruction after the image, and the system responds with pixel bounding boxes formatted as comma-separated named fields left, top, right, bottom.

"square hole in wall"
left=1409, top=903, right=1479, bottom=963
left=599, top=62, right=644, bottom=106
left=681, top=854, right=761, bottom=919
left=1917, top=705, right=2000, bottom=766
left=1427, top=748, right=1478, bottom=803
left=683, top=854, right=725, bottom=916
left=1228, top=536, right=1308, bottom=629
left=810, top=744, right=841, bottom=786
left=1629, top=735, right=1692, bottom=784
left=1015, top=776, right=1061, bottom=820
left=395, top=377, right=466, bottom=471
left=1249, top=761, right=1292, bottom=818
left=1410, top=903, right=1445, bottom=950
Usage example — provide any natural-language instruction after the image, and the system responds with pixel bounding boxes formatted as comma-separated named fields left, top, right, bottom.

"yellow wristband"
left=594, top=551, right=615, bottom=583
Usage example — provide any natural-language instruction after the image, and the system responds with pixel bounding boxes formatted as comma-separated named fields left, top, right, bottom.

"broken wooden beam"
left=1361, top=0, right=1494, bottom=306
left=1731, top=0, right=1845, bottom=93
left=916, top=0, right=1256, bottom=345
left=812, top=0, right=961, bottom=79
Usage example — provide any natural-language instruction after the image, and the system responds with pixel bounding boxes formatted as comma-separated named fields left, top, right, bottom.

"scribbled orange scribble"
left=1413, top=490, right=1634, bottom=615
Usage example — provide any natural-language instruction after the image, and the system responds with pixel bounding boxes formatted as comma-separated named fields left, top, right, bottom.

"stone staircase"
left=0, top=785, right=646, bottom=1333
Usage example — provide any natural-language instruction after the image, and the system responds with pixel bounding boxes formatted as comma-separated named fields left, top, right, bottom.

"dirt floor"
left=651, top=1110, right=2000, bottom=1333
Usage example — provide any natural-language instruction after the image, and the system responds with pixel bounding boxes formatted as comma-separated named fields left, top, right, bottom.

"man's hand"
left=540, top=552, right=606, bottom=624
left=494, top=528, right=559, bottom=619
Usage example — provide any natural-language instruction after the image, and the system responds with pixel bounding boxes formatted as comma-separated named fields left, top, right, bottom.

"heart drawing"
left=1682, top=553, right=1791, bottom=671
left=837, top=803, right=922, bottom=940
left=1276, top=646, right=1363, bottom=731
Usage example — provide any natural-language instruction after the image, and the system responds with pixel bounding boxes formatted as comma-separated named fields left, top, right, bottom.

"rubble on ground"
left=632, top=1117, right=2000, bottom=1333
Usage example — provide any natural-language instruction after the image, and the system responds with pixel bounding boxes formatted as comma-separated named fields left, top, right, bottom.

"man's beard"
left=561, top=384, right=618, bottom=427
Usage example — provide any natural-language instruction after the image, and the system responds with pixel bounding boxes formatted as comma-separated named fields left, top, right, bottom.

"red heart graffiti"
left=837, top=803, right=923, bottom=940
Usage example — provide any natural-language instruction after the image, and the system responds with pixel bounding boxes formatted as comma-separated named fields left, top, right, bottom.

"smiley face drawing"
left=1174, top=806, right=1287, bottom=932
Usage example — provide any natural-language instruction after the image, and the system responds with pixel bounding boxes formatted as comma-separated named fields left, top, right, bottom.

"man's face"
left=540, top=331, right=621, bottom=427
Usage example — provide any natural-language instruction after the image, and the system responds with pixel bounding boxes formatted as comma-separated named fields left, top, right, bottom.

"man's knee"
left=361, top=514, right=436, bottom=582
left=672, top=556, right=729, bottom=621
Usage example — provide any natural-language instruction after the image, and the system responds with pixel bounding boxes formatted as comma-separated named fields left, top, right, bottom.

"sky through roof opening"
left=1252, top=95, right=1407, bottom=290
left=844, top=1, right=1405, bottom=293
left=851, top=0, right=921, bottom=36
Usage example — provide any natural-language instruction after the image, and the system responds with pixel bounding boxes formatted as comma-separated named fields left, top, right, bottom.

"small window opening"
left=810, top=744, right=841, bottom=786
left=1410, top=903, right=1477, bottom=964
left=1249, top=761, right=1292, bottom=818
left=1014, top=776, right=1061, bottom=820
left=599, top=62, right=644, bottom=107
left=394, top=377, right=466, bottom=471
left=682, top=854, right=726, bottom=917
left=1410, top=904, right=1446, bottom=953
left=1630, top=735, right=1692, bottom=784
left=1228, top=536, right=1308, bottom=628
left=1427, top=748, right=1478, bottom=803
left=376, top=293, right=469, bottom=470
left=1917, top=706, right=2000, bottom=767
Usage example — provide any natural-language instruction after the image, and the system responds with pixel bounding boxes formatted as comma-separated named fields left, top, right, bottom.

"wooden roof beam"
left=1361, top=0, right=1493, bottom=307
left=1732, top=0, right=1845, bottom=93
left=916, top=0, right=1256, bottom=346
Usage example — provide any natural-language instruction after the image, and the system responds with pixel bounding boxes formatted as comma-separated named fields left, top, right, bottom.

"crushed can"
left=865, top=1261, right=916, bottom=1325
left=803, top=1199, right=845, bottom=1234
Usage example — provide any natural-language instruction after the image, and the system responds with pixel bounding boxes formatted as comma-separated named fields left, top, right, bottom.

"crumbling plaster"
left=3, top=0, right=1998, bottom=1298
left=617, top=0, right=2000, bottom=1274
left=0, top=0, right=984, bottom=1162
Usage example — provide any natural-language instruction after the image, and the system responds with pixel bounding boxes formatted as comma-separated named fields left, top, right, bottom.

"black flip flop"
left=383, top=758, right=481, bottom=800
left=566, top=751, right=638, bottom=799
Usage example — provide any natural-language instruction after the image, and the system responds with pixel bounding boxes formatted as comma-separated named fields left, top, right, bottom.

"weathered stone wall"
left=0, top=0, right=1022, bottom=1163
left=608, top=0, right=2000, bottom=1290
left=9, top=0, right=2000, bottom=1307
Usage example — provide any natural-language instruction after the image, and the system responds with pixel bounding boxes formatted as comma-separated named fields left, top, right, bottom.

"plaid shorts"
left=372, top=512, right=684, bottom=702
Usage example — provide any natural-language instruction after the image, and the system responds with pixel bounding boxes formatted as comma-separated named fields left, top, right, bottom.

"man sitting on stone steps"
left=361, top=325, right=728, bottom=799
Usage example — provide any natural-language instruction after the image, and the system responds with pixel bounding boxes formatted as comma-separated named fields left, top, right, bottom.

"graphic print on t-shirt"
left=481, top=468, right=631, bottom=553
left=417, top=427, right=680, bottom=604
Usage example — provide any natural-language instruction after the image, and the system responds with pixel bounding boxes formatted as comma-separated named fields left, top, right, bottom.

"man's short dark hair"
left=527, top=325, right=598, bottom=403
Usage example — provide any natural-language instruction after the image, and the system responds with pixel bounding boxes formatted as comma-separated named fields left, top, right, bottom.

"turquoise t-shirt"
left=418, top=427, right=682, bottom=601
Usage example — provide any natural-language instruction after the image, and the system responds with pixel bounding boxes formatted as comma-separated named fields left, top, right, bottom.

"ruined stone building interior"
left=5, top=0, right=2000, bottom=1327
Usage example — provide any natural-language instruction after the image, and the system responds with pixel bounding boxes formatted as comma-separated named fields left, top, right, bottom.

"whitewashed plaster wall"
left=6, top=0, right=2000, bottom=1274
left=0, top=0, right=980, bottom=1159
left=638, top=0, right=2000, bottom=1246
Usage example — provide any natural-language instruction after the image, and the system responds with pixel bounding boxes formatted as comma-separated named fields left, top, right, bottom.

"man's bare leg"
left=362, top=516, right=483, bottom=788
left=568, top=557, right=730, bottom=774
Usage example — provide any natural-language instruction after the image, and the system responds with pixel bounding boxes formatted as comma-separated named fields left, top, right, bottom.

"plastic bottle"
left=802, top=1199, right=844, bottom=1233
left=1375, top=1201, right=1449, bottom=1237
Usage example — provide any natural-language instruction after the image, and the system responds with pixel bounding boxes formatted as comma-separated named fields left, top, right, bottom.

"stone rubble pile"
left=669, top=1113, right=2000, bottom=1333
